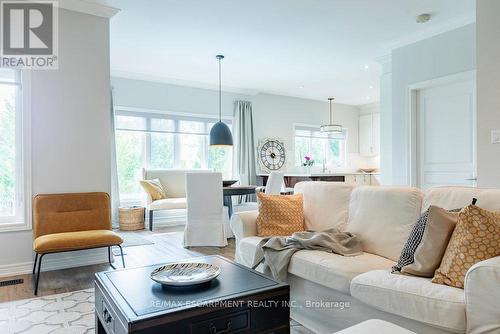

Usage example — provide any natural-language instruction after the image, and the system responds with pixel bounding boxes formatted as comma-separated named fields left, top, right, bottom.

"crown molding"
left=382, top=12, right=475, bottom=53
left=58, top=0, right=120, bottom=18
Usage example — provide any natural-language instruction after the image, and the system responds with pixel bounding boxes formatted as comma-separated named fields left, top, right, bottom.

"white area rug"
left=0, top=288, right=314, bottom=334
left=0, top=289, right=94, bottom=334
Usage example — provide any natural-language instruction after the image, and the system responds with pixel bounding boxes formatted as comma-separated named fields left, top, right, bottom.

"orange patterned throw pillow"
left=256, top=192, right=305, bottom=237
left=432, top=205, right=500, bottom=288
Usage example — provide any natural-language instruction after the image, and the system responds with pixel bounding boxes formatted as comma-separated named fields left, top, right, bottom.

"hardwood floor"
left=0, top=226, right=235, bottom=302
left=0, top=226, right=315, bottom=334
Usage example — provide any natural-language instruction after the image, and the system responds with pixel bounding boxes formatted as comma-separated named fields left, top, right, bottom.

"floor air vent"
left=0, top=279, right=24, bottom=287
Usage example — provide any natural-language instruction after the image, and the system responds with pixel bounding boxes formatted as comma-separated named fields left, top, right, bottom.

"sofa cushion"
left=237, top=236, right=265, bottom=267
left=294, top=181, right=354, bottom=231
left=393, top=206, right=459, bottom=277
left=350, top=269, right=466, bottom=332
left=346, top=186, right=423, bottom=261
left=432, top=204, right=500, bottom=289
left=34, top=230, right=123, bottom=253
left=143, top=169, right=211, bottom=198
left=149, top=198, right=187, bottom=210
left=139, top=178, right=167, bottom=201
left=288, top=250, right=395, bottom=294
left=423, top=186, right=500, bottom=212
left=335, top=319, right=416, bottom=334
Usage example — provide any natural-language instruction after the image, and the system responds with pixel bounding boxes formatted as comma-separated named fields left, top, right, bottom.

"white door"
left=417, top=78, right=476, bottom=190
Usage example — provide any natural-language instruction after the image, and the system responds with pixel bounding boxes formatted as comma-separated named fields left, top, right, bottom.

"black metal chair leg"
left=108, top=246, right=116, bottom=270
left=34, top=254, right=44, bottom=295
left=149, top=210, right=154, bottom=231
left=117, top=245, right=125, bottom=268
left=32, top=253, right=38, bottom=276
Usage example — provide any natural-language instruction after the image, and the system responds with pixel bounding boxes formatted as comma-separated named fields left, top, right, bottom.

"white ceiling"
left=102, top=0, right=475, bottom=105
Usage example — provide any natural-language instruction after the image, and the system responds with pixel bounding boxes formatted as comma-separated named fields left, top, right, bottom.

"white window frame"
left=0, top=70, right=32, bottom=232
left=114, top=108, right=233, bottom=170
left=114, top=107, right=233, bottom=201
left=293, top=123, right=347, bottom=168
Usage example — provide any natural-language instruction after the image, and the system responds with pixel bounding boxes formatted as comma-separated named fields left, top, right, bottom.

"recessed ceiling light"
left=369, top=85, right=374, bottom=89
left=416, top=13, right=431, bottom=23
left=364, top=65, right=369, bottom=69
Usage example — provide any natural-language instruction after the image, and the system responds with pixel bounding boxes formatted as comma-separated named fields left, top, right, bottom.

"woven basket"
left=118, top=206, right=145, bottom=231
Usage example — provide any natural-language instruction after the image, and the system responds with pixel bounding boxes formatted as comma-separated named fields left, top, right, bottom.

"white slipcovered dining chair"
left=262, top=171, right=286, bottom=195
left=184, top=172, right=228, bottom=247
left=233, top=171, right=285, bottom=213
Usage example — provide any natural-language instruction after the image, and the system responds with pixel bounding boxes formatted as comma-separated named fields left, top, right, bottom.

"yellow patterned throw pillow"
left=256, top=192, right=305, bottom=237
left=432, top=204, right=500, bottom=288
left=139, top=179, right=167, bottom=201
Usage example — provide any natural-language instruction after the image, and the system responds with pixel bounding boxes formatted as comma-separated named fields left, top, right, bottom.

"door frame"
left=407, top=70, right=477, bottom=188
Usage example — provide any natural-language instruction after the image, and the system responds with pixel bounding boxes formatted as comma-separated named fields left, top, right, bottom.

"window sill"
left=0, top=221, right=31, bottom=233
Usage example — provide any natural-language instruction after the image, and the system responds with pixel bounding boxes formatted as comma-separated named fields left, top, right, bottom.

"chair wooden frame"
left=32, top=245, right=125, bottom=295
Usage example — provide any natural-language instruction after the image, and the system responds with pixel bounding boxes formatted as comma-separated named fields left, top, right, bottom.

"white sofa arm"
left=230, top=211, right=259, bottom=240
left=465, top=256, right=500, bottom=334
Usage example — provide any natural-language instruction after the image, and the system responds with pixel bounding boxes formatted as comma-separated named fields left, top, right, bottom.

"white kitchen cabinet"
left=370, top=174, right=381, bottom=185
left=345, top=174, right=371, bottom=186
left=359, top=113, right=380, bottom=157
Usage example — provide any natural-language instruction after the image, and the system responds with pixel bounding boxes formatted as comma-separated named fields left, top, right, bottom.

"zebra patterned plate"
left=150, top=262, right=221, bottom=286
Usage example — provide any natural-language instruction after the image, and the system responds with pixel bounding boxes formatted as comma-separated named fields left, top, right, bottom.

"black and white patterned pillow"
left=392, top=208, right=460, bottom=273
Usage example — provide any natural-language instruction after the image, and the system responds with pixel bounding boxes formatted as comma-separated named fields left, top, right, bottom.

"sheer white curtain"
left=234, top=101, right=256, bottom=186
left=110, top=87, right=120, bottom=226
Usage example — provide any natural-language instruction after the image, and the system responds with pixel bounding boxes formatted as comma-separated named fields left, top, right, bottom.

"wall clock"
left=257, top=138, right=286, bottom=171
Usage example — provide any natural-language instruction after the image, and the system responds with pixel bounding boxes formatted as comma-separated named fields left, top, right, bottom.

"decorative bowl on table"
left=359, top=168, right=377, bottom=173
left=150, top=262, right=221, bottom=286
left=223, top=180, right=238, bottom=187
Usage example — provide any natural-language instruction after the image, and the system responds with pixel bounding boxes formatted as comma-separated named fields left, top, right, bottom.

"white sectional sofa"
left=230, top=182, right=500, bottom=334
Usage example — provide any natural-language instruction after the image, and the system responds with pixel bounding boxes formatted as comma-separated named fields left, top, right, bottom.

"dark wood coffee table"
left=95, top=255, right=290, bottom=333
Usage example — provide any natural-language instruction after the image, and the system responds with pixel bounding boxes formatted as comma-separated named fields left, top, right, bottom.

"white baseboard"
left=0, top=248, right=108, bottom=278
left=0, top=261, right=33, bottom=278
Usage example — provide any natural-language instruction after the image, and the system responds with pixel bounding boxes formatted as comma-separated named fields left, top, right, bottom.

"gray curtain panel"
left=235, top=101, right=257, bottom=186
left=110, top=87, right=120, bottom=226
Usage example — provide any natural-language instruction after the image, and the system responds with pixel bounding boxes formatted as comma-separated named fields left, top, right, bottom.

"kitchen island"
left=257, top=171, right=380, bottom=187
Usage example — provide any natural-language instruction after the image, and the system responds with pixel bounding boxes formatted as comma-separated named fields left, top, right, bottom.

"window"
left=294, top=124, right=346, bottom=168
left=115, top=110, right=233, bottom=201
left=0, top=69, right=28, bottom=230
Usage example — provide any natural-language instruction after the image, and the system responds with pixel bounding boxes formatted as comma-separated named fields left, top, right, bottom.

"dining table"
left=223, top=185, right=258, bottom=217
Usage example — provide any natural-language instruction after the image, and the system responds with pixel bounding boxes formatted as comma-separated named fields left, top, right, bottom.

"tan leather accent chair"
left=32, top=192, right=124, bottom=295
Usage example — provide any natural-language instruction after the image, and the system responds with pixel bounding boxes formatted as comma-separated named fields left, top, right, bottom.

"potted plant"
left=302, top=155, right=314, bottom=174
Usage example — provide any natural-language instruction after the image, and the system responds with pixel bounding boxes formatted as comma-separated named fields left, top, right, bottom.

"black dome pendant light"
left=209, top=55, right=233, bottom=146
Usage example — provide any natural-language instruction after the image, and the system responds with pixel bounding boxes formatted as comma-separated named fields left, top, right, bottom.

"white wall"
left=476, top=0, right=500, bottom=188
left=358, top=102, right=379, bottom=116
left=379, top=57, right=393, bottom=184
left=0, top=9, right=112, bottom=276
left=111, top=77, right=362, bottom=171
left=389, top=24, right=476, bottom=185
left=251, top=93, right=360, bottom=170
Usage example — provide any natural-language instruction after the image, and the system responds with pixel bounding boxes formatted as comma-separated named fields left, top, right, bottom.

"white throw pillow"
left=346, top=186, right=423, bottom=261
